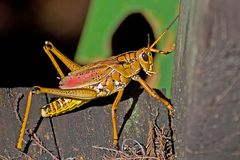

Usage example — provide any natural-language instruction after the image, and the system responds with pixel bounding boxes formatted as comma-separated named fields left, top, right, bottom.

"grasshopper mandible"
left=17, top=15, right=178, bottom=150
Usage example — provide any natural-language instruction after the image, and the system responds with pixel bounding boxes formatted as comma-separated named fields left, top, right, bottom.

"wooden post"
left=173, top=0, right=240, bottom=159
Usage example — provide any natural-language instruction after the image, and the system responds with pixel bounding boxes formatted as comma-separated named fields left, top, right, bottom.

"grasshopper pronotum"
left=17, top=15, right=178, bottom=149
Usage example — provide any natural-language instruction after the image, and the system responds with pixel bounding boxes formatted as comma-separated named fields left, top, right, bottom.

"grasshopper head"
left=138, top=15, right=178, bottom=76
left=138, top=48, right=154, bottom=76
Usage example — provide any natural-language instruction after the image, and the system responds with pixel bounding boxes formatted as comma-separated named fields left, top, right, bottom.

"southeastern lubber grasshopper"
left=17, top=15, right=178, bottom=150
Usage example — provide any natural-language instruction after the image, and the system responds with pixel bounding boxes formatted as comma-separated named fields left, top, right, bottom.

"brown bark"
left=173, top=0, right=240, bottom=160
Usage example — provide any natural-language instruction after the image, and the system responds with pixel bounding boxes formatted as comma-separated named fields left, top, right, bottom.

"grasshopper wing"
left=59, top=60, right=118, bottom=89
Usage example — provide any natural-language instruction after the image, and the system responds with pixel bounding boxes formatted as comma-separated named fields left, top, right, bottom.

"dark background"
left=0, top=0, right=154, bottom=88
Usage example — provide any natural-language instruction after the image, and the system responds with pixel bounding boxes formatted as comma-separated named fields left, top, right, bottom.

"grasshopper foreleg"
left=132, top=75, right=174, bottom=117
left=150, top=43, right=176, bottom=55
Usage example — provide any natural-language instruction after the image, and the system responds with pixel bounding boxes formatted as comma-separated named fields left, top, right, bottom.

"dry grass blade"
left=154, top=125, right=167, bottom=160
left=93, top=111, right=175, bottom=160
left=146, top=121, right=156, bottom=157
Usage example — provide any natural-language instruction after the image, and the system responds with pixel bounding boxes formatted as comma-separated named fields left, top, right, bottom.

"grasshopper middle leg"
left=111, top=89, right=124, bottom=147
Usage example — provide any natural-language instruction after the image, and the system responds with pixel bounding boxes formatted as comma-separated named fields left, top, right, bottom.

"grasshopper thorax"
left=137, top=48, right=154, bottom=76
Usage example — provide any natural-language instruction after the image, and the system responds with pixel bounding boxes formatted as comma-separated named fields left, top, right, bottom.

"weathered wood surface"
left=0, top=87, right=171, bottom=159
left=173, top=0, right=240, bottom=160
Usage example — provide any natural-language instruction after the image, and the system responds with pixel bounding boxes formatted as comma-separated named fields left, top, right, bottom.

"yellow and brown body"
left=41, top=48, right=153, bottom=117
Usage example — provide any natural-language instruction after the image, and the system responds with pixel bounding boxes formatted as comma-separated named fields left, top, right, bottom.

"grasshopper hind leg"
left=17, top=41, right=80, bottom=150
left=17, top=91, right=33, bottom=149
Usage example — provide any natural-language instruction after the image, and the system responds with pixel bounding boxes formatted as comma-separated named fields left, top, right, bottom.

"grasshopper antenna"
left=149, top=15, right=179, bottom=50
left=147, top=34, right=150, bottom=48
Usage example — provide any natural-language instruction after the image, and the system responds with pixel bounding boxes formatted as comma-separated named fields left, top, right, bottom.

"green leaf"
left=74, top=0, right=179, bottom=97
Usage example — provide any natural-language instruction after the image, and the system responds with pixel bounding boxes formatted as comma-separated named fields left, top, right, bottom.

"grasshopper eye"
left=142, top=53, right=149, bottom=61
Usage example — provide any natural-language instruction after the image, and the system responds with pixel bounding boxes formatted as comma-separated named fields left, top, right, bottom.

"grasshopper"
left=17, top=15, right=178, bottom=150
